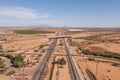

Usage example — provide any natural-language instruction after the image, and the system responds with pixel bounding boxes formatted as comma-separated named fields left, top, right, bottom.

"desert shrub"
left=44, top=70, right=48, bottom=77
left=0, top=45, right=3, bottom=52
left=34, top=56, right=40, bottom=60
left=78, top=47, right=82, bottom=50
left=0, top=58, right=9, bottom=74
left=0, top=67, right=8, bottom=74
left=59, top=65, right=63, bottom=68
left=87, top=57, right=95, bottom=61
left=111, top=63, right=120, bottom=66
left=6, top=70, right=15, bottom=76
left=39, top=45, right=44, bottom=49
left=0, top=58, right=5, bottom=65
left=7, top=50, right=15, bottom=52
left=86, top=68, right=97, bottom=80
left=1, top=38, right=7, bottom=41
left=59, top=43, right=63, bottom=46
left=1, top=53, right=26, bottom=67
left=11, top=54, right=25, bottom=68
left=12, top=61, right=25, bottom=67
left=107, top=69, right=111, bottom=72
left=57, top=58, right=66, bottom=65
left=34, top=50, right=39, bottom=52
left=5, top=54, right=14, bottom=59
left=25, top=59, right=31, bottom=66
left=0, top=64, right=6, bottom=68
left=41, top=49, right=45, bottom=53
left=0, top=53, right=5, bottom=56
left=0, top=69, right=6, bottom=74
left=38, top=54, right=42, bottom=57
left=82, top=50, right=120, bottom=59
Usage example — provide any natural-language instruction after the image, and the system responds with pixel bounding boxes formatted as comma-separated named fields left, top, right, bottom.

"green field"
left=13, top=30, right=55, bottom=34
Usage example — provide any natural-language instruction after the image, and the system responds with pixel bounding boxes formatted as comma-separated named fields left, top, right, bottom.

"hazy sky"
left=0, top=0, right=120, bottom=28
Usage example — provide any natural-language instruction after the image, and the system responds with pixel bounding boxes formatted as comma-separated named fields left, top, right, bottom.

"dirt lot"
left=69, top=28, right=120, bottom=80
left=0, top=28, right=120, bottom=80
left=78, top=59, right=120, bottom=80
left=2, top=38, right=48, bottom=52
left=0, top=28, right=58, bottom=80
left=84, top=42, right=120, bottom=54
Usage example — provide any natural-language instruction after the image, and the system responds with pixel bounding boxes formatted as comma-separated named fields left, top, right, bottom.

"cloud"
left=0, top=7, right=49, bottom=19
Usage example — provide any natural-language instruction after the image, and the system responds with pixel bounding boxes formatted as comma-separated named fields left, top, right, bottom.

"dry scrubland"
left=69, top=28, right=120, bottom=80
left=0, top=28, right=120, bottom=80
left=0, top=28, right=57, bottom=80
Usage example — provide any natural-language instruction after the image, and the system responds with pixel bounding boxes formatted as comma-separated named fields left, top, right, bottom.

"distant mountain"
left=0, top=24, right=55, bottom=28
left=28, top=25, right=55, bottom=28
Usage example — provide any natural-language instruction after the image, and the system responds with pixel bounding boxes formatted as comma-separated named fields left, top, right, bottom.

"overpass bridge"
left=48, top=35, right=71, bottom=40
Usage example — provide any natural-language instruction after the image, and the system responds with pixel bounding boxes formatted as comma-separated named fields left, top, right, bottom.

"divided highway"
left=63, top=38, right=85, bottom=80
left=32, top=31, right=85, bottom=80
left=32, top=38, right=57, bottom=80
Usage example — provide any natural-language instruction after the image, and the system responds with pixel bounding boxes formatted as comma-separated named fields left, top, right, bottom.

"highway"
left=32, top=38, right=57, bottom=80
left=32, top=30, right=85, bottom=80
left=63, top=38, right=85, bottom=80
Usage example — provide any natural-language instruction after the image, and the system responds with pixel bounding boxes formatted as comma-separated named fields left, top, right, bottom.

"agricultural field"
left=13, top=29, right=54, bottom=34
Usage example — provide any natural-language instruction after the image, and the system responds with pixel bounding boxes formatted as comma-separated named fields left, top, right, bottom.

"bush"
left=0, top=67, right=8, bottom=74
left=0, top=64, right=6, bottom=68
left=82, top=50, right=120, bottom=59
left=41, top=49, right=45, bottom=53
left=86, top=68, right=97, bottom=80
left=5, top=54, right=14, bottom=59
left=0, top=58, right=5, bottom=65
left=0, top=69, right=6, bottom=74
left=0, top=53, right=5, bottom=56
left=12, top=61, right=25, bottom=67
left=11, top=54, right=25, bottom=68
left=0, top=58, right=8, bottom=74
left=1, top=38, right=7, bottom=41
left=34, top=50, right=39, bottom=52
left=0, top=45, right=3, bottom=52
left=58, top=58, right=66, bottom=65
left=78, top=47, right=82, bottom=50
left=87, top=57, right=95, bottom=61
left=25, top=59, right=31, bottom=66
left=38, top=54, right=42, bottom=57
left=6, top=70, right=15, bottom=76
left=7, top=50, right=15, bottom=52
left=39, top=45, right=44, bottom=49
left=59, top=65, right=63, bottom=68
left=111, top=63, right=120, bottom=66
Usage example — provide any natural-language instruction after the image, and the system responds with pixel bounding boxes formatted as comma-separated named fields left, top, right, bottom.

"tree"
left=11, top=54, right=25, bottom=68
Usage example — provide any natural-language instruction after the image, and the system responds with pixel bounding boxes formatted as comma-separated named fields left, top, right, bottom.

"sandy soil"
left=84, top=42, right=120, bottom=54
left=51, top=56, right=71, bottom=80
left=0, top=28, right=120, bottom=80
left=47, top=41, right=71, bottom=80
left=0, top=75, right=9, bottom=80
left=78, top=58, right=120, bottom=80
left=2, top=38, right=48, bottom=51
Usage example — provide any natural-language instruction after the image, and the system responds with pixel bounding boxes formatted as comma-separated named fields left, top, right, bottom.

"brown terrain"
left=0, top=28, right=120, bottom=80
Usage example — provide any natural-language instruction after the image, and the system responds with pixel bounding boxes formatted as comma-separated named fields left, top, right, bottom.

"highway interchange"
left=32, top=31, right=85, bottom=80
